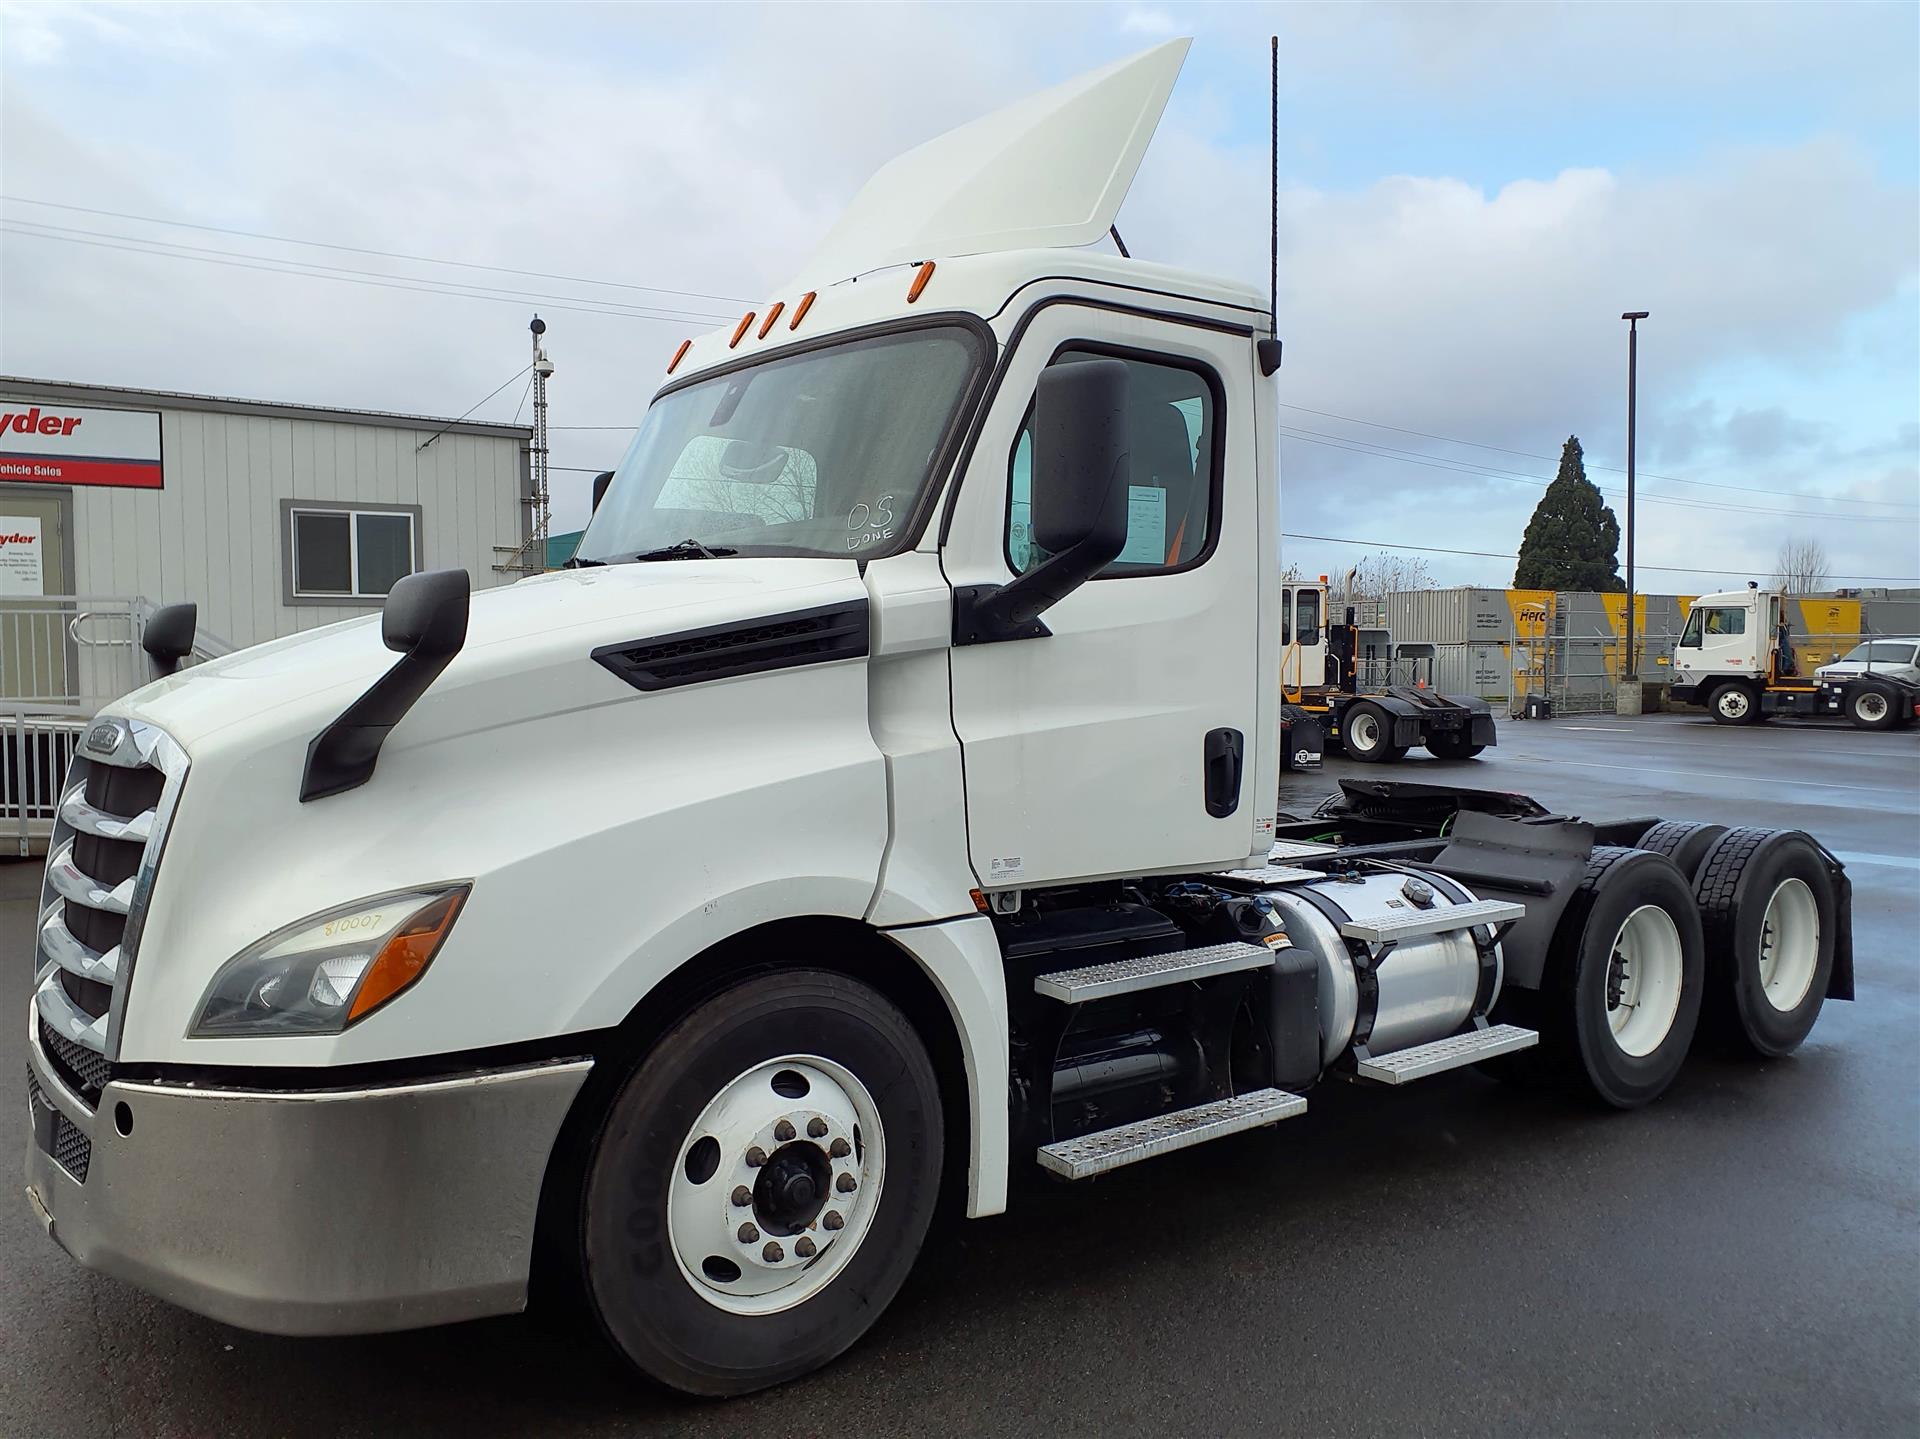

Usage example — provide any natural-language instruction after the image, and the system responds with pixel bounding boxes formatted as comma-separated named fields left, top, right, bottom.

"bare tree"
left=1772, top=537, right=1830, bottom=594
left=1333, top=550, right=1435, bottom=607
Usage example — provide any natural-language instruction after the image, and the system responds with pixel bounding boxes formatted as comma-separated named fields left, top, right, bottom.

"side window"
left=1705, top=607, right=1746, bottom=636
left=1296, top=589, right=1321, bottom=645
left=1282, top=587, right=1293, bottom=645
left=1008, top=348, right=1218, bottom=578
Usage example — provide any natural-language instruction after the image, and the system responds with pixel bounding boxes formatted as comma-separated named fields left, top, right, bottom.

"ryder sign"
left=0, top=401, right=163, bottom=489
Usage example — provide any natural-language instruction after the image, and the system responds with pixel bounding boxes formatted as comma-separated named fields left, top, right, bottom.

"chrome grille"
left=31, top=716, right=188, bottom=1086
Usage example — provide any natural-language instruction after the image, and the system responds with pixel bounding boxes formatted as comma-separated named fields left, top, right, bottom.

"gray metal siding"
left=63, top=403, right=527, bottom=651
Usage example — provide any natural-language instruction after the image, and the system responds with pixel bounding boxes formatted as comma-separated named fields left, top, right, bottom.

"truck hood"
left=114, top=558, right=869, bottom=751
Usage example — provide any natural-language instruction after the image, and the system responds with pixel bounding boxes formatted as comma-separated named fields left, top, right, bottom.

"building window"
left=283, top=501, right=421, bottom=603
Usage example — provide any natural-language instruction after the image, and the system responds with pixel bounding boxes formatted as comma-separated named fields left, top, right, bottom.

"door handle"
left=1204, top=727, right=1244, bottom=819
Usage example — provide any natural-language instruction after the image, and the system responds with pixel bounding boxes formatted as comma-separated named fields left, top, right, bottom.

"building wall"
left=4, top=381, right=530, bottom=654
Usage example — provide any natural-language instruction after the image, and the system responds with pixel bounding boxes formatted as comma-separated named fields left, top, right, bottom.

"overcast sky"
left=3, top=1, right=1916, bottom=593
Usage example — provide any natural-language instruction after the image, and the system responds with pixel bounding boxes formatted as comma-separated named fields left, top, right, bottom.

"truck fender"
left=1423, top=811, right=1597, bottom=991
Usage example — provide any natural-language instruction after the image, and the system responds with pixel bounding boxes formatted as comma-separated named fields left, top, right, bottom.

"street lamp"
left=1621, top=311, right=1649, bottom=683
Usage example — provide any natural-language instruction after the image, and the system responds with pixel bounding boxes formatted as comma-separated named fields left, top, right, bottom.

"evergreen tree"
left=1513, top=436, right=1623, bottom=590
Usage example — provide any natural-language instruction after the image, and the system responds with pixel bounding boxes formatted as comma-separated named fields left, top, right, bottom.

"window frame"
left=1001, top=339, right=1228, bottom=582
left=281, top=498, right=424, bottom=606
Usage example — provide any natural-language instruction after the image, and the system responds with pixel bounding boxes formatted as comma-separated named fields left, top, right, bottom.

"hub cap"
left=1757, top=877, right=1819, bottom=1012
left=1604, top=904, right=1684, bottom=1057
left=666, top=1056, right=884, bottom=1315
left=1348, top=712, right=1380, bottom=751
left=1855, top=692, right=1888, bottom=722
left=1718, top=689, right=1750, bottom=719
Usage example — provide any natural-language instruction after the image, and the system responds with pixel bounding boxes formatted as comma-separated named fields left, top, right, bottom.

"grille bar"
left=57, top=784, right=156, bottom=842
left=37, top=904, right=122, bottom=985
left=45, top=839, right=135, bottom=914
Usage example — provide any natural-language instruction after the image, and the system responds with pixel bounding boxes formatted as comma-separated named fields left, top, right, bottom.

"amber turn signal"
left=347, top=888, right=468, bottom=1022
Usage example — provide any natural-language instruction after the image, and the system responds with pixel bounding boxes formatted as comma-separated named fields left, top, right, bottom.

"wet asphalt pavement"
left=3, top=712, right=1916, bottom=1436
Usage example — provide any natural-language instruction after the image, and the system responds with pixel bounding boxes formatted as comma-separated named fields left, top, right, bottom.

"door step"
left=1354, top=1024, right=1538, bottom=1085
left=1037, top=1088, right=1308, bottom=1180
left=1338, top=898, right=1524, bottom=944
left=1033, top=941, right=1272, bottom=1003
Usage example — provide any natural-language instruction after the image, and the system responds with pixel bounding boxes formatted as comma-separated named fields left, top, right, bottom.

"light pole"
left=1621, top=311, right=1648, bottom=683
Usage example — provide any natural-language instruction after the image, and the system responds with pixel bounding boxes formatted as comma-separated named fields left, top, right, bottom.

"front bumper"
left=25, top=1020, right=590, bottom=1335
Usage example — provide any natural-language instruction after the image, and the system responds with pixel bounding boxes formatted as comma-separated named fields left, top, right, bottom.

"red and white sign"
left=0, top=515, right=45, bottom=596
left=0, top=401, right=163, bottom=489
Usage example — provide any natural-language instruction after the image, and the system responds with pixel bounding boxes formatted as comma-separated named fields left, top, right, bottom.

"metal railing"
left=3, top=595, right=229, bottom=854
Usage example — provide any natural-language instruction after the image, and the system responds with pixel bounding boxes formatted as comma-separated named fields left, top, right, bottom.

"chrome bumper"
left=24, top=1021, right=590, bottom=1335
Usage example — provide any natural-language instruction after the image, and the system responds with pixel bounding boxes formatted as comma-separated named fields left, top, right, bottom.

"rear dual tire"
left=1425, top=733, right=1485, bottom=760
left=1693, top=828, right=1836, bottom=1058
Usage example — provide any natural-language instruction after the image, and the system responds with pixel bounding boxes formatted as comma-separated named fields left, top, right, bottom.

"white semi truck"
left=25, top=43, right=1853, bottom=1396
left=1670, top=584, right=1920, bottom=729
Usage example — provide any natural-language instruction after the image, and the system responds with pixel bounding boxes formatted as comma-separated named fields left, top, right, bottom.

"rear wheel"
left=1633, top=819, right=1728, bottom=880
left=1694, top=828, right=1836, bottom=1057
left=1341, top=702, right=1405, bottom=762
left=1425, top=732, right=1485, bottom=760
left=580, top=970, right=942, bottom=1396
left=1516, top=847, right=1705, bottom=1108
left=1707, top=682, right=1760, bottom=726
left=1846, top=682, right=1897, bottom=731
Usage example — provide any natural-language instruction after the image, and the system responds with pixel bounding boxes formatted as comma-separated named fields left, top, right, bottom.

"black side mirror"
left=955, top=358, right=1131, bottom=644
left=141, top=602, right=197, bottom=674
left=591, top=470, right=614, bottom=513
left=303, top=569, right=471, bottom=801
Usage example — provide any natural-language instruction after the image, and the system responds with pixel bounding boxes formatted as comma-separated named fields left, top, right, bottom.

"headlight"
left=191, top=886, right=469, bottom=1037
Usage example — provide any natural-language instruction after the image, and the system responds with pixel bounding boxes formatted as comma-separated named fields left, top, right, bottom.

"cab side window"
left=1008, top=348, right=1219, bottom=578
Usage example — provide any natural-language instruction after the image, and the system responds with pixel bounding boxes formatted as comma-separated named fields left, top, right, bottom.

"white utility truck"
left=25, top=43, right=1853, bottom=1396
left=1279, top=579, right=1496, bottom=762
left=1670, top=583, right=1920, bottom=729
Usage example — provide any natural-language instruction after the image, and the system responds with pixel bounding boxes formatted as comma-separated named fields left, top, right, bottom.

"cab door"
left=942, top=305, right=1262, bottom=889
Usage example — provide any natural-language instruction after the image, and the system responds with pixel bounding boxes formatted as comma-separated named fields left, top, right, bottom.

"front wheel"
left=1846, top=682, right=1897, bottom=731
left=1341, top=702, right=1406, bottom=762
left=580, top=970, right=943, bottom=1396
left=1707, top=682, right=1760, bottom=725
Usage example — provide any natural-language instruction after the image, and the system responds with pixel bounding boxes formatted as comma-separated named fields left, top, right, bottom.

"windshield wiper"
left=562, top=555, right=606, bottom=568
left=624, top=539, right=739, bottom=562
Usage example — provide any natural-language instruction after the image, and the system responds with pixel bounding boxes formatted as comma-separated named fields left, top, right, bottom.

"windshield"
left=576, top=325, right=983, bottom=564
left=1837, top=641, right=1919, bottom=665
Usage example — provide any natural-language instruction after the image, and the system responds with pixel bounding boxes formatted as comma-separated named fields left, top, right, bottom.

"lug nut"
left=774, top=1119, right=796, bottom=1143
left=836, top=1173, right=857, bottom=1194
left=731, top=1185, right=753, bottom=1207
left=763, top=1241, right=784, bottom=1263
left=823, top=1211, right=844, bottom=1231
left=746, top=1146, right=767, bottom=1168
left=829, top=1138, right=851, bottom=1158
left=738, top=1222, right=760, bottom=1243
left=795, top=1236, right=817, bottom=1259
left=808, top=1117, right=828, bottom=1139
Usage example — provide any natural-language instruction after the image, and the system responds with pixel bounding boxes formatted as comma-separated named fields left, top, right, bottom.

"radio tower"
left=528, top=314, right=554, bottom=570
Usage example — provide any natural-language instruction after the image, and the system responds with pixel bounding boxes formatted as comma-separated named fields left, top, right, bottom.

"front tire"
left=580, top=970, right=942, bottom=1396
left=1707, top=681, right=1760, bottom=725
left=1341, top=702, right=1406, bottom=762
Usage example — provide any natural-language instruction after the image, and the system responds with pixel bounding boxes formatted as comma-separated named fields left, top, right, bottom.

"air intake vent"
left=593, top=600, right=870, bottom=692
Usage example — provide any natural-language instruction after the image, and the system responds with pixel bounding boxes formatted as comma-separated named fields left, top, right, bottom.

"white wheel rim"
left=1719, top=690, right=1749, bottom=718
left=1350, top=712, right=1380, bottom=750
left=1604, top=904, right=1684, bottom=1057
left=666, top=1055, right=884, bottom=1316
left=1856, top=692, right=1887, bottom=722
left=1757, top=877, right=1819, bottom=1012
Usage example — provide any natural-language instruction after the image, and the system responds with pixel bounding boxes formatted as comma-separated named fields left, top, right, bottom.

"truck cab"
left=1672, top=586, right=1918, bottom=729
left=24, top=40, right=1852, bottom=1397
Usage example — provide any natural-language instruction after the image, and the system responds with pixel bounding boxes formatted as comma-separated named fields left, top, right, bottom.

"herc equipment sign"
left=0, top=402, right=163, bottom=489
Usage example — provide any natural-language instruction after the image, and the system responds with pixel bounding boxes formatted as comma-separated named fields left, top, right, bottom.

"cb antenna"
left=1258, top=36, right=1284, bottom=377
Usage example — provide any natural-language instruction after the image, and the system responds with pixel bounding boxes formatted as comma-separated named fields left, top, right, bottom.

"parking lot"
left=4, top=712, right=1916, bottom=1437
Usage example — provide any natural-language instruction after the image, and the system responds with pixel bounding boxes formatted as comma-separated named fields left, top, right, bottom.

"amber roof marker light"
left=757, top=301, right=786, bottom=339
left=729, top=312, right=757, bottom=348
left=667, top=339, right=691, bottom=374
left=907, top=260, right=935, bottom=303
left=789, top=291, right=817, bottom=330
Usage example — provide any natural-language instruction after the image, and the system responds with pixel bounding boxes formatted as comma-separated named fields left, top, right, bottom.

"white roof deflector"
left=791, top=39, right=1191, bottom=290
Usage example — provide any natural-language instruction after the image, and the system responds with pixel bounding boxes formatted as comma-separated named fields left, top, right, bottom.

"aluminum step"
left=1338, top=898, right=1524, bottom=944
left=1033, top=941, right=1272, bottom=1003
left=1037, top=1088, right=1308, bottom=1180
left=1268, top=839, right=1338, bottom=862
left=1216, top=864, right=1322, bottom=890
left=1354, top=1024, right=1538, bottom=1084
